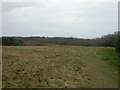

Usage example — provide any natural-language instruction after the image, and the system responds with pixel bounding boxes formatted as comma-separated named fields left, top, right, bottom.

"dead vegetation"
left=2, top=46, right=118, bottom=88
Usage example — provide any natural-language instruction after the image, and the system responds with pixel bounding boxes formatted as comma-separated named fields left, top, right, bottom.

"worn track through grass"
left=2, top=46, right=118, bottom=88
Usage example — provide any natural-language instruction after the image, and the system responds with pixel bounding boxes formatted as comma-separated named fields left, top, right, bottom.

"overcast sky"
left=2, top=1, right=118, bottom=38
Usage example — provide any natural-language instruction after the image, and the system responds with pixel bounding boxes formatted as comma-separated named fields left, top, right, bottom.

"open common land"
left=2, top=45, right=118, bottom=88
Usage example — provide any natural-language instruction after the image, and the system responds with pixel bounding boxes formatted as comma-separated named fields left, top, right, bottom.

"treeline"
left=2, top=37, right=23, bottom=46
left=1, top=31, right=120, bottom=52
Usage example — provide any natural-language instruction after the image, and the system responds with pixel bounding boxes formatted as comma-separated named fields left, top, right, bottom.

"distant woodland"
left=1, top=31, right=120, bottom=52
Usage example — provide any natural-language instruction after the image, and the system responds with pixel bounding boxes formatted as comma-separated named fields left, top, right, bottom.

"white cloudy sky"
left=2, top=0, right=118, bottom=38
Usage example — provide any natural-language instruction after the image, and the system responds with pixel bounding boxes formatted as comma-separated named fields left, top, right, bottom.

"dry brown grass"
left=2, top=46, right=118, bottom=88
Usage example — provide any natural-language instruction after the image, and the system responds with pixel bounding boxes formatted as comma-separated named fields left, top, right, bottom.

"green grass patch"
left=99, top=47, right=119, bottom=67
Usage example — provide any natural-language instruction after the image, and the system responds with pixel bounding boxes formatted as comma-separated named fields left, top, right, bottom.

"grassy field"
left=2, top=45, right=118, bottom=88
